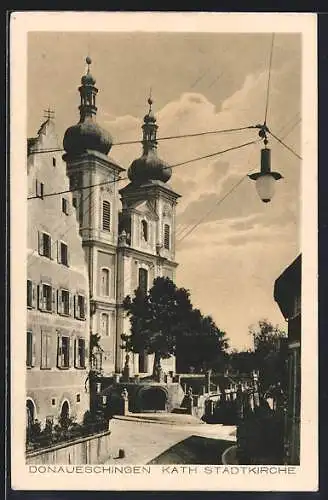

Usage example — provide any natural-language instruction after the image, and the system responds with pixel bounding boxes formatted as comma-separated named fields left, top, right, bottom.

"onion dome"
left=128, top=97, right=172, bottom=184
left=63, top=57, right=113, bottom=156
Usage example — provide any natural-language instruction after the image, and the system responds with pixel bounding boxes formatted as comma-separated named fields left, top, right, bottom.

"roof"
left=274, top=254, right=301, bottom=319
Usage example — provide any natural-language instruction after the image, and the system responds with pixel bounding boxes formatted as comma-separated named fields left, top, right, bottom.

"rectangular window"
left=40, top=284, right=52, bottom=312
left=59, top=289, right=70, bottom=316
left=57, top=335, right=70, bottom=368
left=52, top=157, right=56, bottom=167
left=164, top=224, right=170, bottom=250
left=75, top=338, right=86, bottom=368
left=26, top=331, right=34, bottom=367
left=27, top=280, right=33, bottom=308
left=76, top=394, right=81, bottom=403
left=138, top=268, right=148, bottom=294
left=41, top=331, right=51, bottom=369
left=62, top=198, right=68, bottom=215
left=51, top=398, right=56, bottom=406
left=36, top=180, right=44, bottom=199
left=72, top=197, right=77, bottom=209
left=102, top=201, right=111, bottom=232
left=59, top=242, right=68, bottom=266
left=75, top=295, right=86, bottom=320
left=39, top=232, right=52, bottom=258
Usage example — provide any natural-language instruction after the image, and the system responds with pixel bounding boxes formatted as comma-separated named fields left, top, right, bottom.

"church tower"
left=62, top=58, right=125, bottom=374
left=117, top=97, right=181, bottom=375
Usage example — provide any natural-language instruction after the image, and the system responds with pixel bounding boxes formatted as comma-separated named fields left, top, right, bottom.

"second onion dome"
left=128, top=97, right=172, bottom=184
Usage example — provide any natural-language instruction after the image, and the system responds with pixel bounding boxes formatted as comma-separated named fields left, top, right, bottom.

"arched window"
left=164, top=224, right=170, bottom=250
left=138, top=268, right=148, bottom=294
left=102, top=201, right=111, bottom=232
left=26, top=399, right=36, bottom=429
left=101, top=313, right=110, bottom=336
left=59, top=400, right=70, bottom=428
left=141, top=220, right=148, bottom=241
left=100, top=268, right=110, bottom=296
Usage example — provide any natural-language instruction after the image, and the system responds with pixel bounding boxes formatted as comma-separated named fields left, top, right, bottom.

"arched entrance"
left=59, top=400, right=70, bottom=428
left=139, top=387, right=168, bottom=412
left=26, top=399, right=36, bottom=428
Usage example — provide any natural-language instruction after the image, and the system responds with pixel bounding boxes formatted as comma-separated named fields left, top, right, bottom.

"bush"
left=26, top=411, right=109, bottom=452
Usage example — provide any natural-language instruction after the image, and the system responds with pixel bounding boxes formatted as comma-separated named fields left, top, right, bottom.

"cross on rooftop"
left=43, top=107, right=55, bottom=120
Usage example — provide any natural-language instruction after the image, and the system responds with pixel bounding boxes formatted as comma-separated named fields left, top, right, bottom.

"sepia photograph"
left=10, top=11, right=317, bottom=491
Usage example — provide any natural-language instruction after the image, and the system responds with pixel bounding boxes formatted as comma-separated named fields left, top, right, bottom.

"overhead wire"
left=264, top=34, right=275, bottom=126
left=175, top=114, right=301, bottom=246
left=28, top=138, right=259, bottom=201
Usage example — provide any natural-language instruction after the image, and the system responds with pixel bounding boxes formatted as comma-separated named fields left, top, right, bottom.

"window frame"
left=74, top=337, right=86, bottom=369
left=100, top=312, right=110, bottom=337
left=40, top=331, right=52, bottom=370
left=74, top=294, right=86, bottom=320
left=57, top=334, right=70, bottom=369
left=58, top=288, right=70, bottom=316
left=100, top=267, right=110, bottom=297
left=39, top=283, right=54, bottom=313
left=58, top=240, right=69, bottom=266
left=62, top=197, right=69, bottom=215
left=39, top=231, right=52, bottom=259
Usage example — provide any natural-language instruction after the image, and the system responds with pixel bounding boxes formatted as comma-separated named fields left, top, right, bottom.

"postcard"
left=10, top=11, right=318, bottom=491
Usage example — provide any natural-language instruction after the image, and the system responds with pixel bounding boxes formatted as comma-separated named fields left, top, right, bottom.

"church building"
left=62, top=58, right=180, bottom=376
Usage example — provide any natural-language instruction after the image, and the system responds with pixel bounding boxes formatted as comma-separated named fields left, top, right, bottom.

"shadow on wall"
left=147, top=435, right=233, bottom=465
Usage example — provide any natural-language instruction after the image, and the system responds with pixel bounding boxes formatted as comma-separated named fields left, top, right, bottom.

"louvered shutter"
left=31, top=281, right=37, bottom=308
left=52, top=288, right=57, bottom=312
left=74, top=295, right=77, bottom=319
left=38, top=284, right=43, bottom=310
left=49, top=236, right=53, bottom=260
left=32, top=333, right=36, bottom=367
left=38, top=232, right=44, bottom=256
left=68, top=337, right=72, bottom=367
left=69, top=293, right=74, bottom=317
left=74, top=338, right=78, bottom=368
left=57, top=335, right=62, bottom=368
left=84, top=341, right=89, bottom=368
left=57, top=241, right=61, bottom=264
left=57, top=289, right=61, bottom=314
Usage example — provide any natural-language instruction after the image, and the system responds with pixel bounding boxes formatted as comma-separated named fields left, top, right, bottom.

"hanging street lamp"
left=248, top=126, right=283, bottom=203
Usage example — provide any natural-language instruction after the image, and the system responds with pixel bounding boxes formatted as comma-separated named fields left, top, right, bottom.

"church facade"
left=62, top=58, right=180, bottom=376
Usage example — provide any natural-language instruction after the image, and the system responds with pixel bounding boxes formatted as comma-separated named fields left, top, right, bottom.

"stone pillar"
left=120, top=388, right=129, bottom=416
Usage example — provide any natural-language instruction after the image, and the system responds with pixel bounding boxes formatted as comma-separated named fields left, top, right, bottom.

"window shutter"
left=57, top=335, right=62, bottom=368
left=49, top=236, right=53, bottom=260
left=85, top=342, right=89, bottom=367
left=74, top=338, right=78, bottom=368
left=57, top=289, right=61, bottom=314
left=38, top=284, right=43, bottom=310
left=32, top=281, right=37, bottom=308
left=74, top=295, right=77, bottom=318
left=69, top=293, right=74, bottom=317
left=52, top=288, right=57, bottom=312
left=38, top=232, right=44, bottom=256
left=57, top=241, right=61, bottom=264
left=68, top=337, right=72, bottom=367
left=32, top=333, right=36, bottom=367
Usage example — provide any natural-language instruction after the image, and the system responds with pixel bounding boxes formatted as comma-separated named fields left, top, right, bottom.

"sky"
left=27, top=31, right=301, bottom=350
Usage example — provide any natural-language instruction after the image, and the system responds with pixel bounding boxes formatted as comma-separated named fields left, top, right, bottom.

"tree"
left=121, top=277, right=229, bottom=377
left=249, top=319, right=288, bottom=391
left=177, top=309, right=229, bottom=372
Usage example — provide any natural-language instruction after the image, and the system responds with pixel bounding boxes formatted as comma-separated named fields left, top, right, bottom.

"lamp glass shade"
left=255, top=174, right=276, bottom=203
